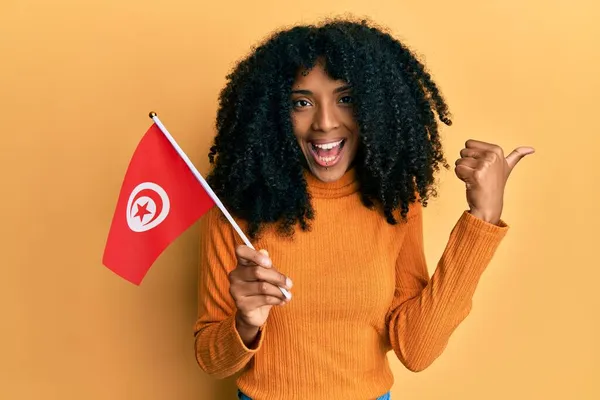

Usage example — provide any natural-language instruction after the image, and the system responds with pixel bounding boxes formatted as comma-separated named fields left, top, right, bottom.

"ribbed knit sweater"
left=194, top=168, right=508, bottom=400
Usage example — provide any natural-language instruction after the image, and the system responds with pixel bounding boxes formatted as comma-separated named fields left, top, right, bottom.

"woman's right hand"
left=229, top=245, right=292, bottom=332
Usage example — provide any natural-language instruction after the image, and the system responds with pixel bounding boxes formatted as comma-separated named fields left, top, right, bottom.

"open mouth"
left=308, top=139, right=346, bottom=167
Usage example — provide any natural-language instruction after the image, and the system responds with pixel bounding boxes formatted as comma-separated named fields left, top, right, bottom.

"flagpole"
left=148, top=112, right=291, bottom=300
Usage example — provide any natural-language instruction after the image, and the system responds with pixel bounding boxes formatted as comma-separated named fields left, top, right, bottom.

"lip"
left=308, top=138, right=346, bottom=145
left=307, top=139, right=346, bottom=168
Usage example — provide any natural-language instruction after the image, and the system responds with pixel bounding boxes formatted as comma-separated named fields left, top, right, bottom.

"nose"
left=311, top=103, right=340, bottom=133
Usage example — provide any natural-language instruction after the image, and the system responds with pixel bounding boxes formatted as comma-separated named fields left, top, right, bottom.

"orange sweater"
left=194, top=168, right=508, bottom=400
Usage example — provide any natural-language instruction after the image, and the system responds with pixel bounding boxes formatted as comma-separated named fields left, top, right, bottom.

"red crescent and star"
left=129, top=188, right=164, bottom=225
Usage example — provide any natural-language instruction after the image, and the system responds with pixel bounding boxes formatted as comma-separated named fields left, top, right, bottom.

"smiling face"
left=290, top=61, right=359, bottom=183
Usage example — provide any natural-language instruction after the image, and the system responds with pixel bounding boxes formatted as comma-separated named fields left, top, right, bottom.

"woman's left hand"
left=454, top=139, right=535, bottom=225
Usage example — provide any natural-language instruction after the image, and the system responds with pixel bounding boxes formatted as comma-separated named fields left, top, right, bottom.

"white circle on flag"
left=126, top=182, right=170, bottom=232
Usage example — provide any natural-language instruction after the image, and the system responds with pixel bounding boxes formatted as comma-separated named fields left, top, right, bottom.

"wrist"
left=235, top=313, right=261, bottom=348
left=468, top=208, right=501, bottom=225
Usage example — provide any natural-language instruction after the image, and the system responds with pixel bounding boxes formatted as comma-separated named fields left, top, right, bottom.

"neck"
left=303, top=167, right=359, bottom=199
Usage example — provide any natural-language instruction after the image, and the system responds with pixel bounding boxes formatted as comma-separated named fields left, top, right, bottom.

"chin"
left=307, top=164, right=348, bottom=182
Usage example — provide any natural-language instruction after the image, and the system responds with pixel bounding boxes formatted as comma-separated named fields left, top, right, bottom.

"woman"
left=193, top=18, right=533, bottom=400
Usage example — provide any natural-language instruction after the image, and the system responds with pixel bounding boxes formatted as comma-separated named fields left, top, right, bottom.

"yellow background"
left=2, top=0, right=598, bottom=399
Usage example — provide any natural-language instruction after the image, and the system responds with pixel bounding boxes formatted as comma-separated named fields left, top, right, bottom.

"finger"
left=465, top=139, right=503, bottom=157
left=505, top=146, right=535, bottom=171
left=238, top=265, right=292, bottom=289
left=459, top=148, right=485, bottom=159
left=239, top=295, right=287, bottom=310
left=257, top=249, right=271, bottom=268
left=454, top=164, right=476, bottom=184
left=235, top=245, right=272, bottom=268
left=238, top=281, right=291, bottom=300
left=455, top=157, right=479, bottom=169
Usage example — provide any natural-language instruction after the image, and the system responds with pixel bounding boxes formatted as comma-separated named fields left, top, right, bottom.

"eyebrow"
left=291, top=84, right=352, bottom=95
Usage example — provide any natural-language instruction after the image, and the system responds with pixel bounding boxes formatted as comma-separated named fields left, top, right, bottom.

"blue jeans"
left=237, top=390, right=391, bottom=399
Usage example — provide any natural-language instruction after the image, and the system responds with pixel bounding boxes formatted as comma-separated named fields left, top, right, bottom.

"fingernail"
left=286, top=277, right=293, bottom=288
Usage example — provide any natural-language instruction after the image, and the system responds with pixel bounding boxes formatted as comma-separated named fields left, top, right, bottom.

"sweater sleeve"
left=193, top=208, right=266, bottom=379
left=387, top=202, right=508, bottom=372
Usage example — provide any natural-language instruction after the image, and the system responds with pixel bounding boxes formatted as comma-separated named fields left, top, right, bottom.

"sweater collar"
left=303, top=167, right=359, bottom=199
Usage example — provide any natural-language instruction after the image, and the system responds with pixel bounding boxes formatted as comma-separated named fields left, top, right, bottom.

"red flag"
left=102, top=122, right=215, bottom=285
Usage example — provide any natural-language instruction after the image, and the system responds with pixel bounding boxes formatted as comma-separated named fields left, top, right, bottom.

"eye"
left=339, top=95, right=353, bottom=104
left=292, top=99, right=312, bottom=108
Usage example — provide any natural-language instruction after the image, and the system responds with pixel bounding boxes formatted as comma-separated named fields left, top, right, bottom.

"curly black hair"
left=207, top=17, right=452, bottom=239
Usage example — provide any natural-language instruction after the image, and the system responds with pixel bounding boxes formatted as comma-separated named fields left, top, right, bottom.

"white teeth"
left=318, top=156, right=336, bottom=162
left=313, top=139, right=343, bottom=150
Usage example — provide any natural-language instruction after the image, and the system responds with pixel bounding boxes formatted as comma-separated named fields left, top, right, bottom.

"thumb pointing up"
left=455, top=139, right=535, bottom=224
left=505, top=146, right=536, bottom=175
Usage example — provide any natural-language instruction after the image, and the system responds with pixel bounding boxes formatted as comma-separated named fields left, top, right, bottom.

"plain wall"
left=1, top=0, right=598, bottom=399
